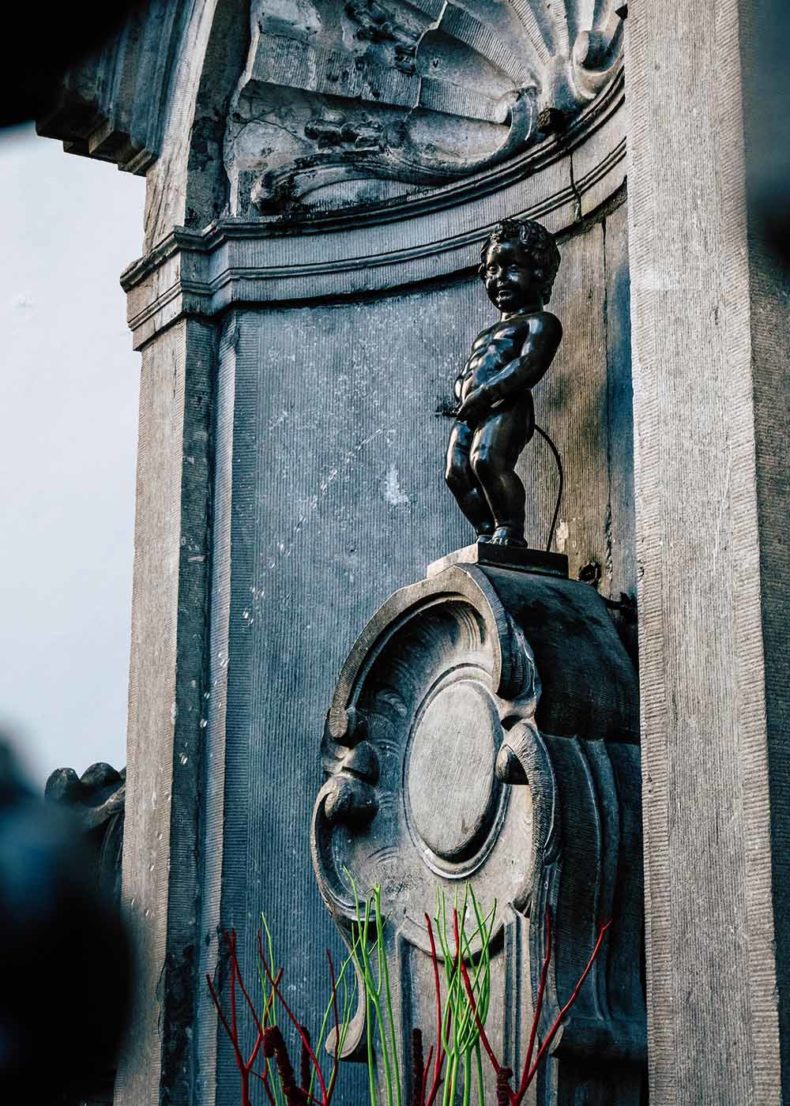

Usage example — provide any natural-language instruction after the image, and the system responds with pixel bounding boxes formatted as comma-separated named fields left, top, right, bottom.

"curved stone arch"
left=325, top=565, right=534, bottom=742
left=184, top=0, right=253, bottom=227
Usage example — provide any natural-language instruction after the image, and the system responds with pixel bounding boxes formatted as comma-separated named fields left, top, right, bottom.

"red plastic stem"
left=248, top=973, right=279, bottom=1072
left=258, top=933, right=329, bottom=1105
left=423, top=914, right=447, bottom=1106
left=206, top=972, right=246, bottom=1073
left=208, top=933, right=290, bottom=1106
left=232, top=930, right=268, bottom=1030
left=421, top=1043, right=434, bottom=1106
left=516, top=907, right=552, bottom=1099
left=252, top=1065, right=278, bottom=1106
left=518, top=920, right=612, bottom=1097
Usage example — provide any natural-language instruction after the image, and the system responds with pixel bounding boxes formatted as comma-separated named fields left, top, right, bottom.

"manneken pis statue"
left=445, top=218, right=562, bottom=546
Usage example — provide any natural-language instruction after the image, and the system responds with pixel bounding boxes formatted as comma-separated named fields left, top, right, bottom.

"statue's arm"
left=484, top=314, right=563, bottom=402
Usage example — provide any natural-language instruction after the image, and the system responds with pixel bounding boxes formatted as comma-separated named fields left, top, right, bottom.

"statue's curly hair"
left=478, top=218, right=561, bottom=303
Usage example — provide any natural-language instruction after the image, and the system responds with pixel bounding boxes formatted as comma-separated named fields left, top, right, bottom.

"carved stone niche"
left=312, top=558, right=645, bottom=1104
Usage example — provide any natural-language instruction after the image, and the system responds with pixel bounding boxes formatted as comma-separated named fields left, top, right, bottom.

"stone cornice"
left=37, top=0, right=187, bottom=175
left=122, top=73, right=624, bottom=348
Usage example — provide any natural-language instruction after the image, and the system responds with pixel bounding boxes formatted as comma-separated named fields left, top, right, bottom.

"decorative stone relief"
left=225, top=0, right=624, bottom=214
left=45, top=762, right=126, bottom=905
left=312, top=559, right=645, bottom=1103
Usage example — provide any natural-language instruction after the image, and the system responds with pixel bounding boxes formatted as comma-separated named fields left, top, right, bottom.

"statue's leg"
left=445, top=420, right=495, bottom=538
left=469, top=397, right=533, bottom=544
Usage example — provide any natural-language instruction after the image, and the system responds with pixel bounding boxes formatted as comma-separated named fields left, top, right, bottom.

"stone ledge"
left=427, top=541, right=569, bottom=579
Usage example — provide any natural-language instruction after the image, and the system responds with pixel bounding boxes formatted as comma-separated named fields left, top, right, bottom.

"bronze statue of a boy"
left=446, top=218, right=562, bottom=546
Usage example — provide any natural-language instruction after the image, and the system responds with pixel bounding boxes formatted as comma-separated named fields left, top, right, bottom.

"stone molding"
left=122, top=71, right=623, bottom=347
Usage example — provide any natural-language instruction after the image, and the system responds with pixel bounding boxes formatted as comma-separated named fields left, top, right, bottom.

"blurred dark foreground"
left=0, top=744, right=131, bottom=1106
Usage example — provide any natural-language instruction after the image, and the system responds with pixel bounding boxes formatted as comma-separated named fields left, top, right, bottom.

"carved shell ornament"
left=225, top=0, right=624, bottom=214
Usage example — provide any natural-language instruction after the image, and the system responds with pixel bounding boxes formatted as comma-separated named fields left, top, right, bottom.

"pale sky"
left=0, top=123, right=144, bottom=784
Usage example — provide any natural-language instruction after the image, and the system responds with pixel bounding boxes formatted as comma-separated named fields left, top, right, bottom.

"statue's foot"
left=477, top=531, right=494, bottom=544
left=490, top=526, right=527, bottom=546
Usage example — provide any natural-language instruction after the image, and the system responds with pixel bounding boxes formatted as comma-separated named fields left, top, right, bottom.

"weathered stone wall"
left=117, top=186, right=635, bottom=1105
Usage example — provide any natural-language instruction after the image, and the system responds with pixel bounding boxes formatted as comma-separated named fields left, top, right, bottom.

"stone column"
left=625, top=0, right=790, bottom=1101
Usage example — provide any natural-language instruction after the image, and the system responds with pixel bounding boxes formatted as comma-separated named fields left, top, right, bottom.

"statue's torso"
left=455, top=314, right=533, bottom=402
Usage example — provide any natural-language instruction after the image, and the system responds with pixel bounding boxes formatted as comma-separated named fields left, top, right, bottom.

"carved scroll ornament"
left=311, top=562, right=645, bottom=1103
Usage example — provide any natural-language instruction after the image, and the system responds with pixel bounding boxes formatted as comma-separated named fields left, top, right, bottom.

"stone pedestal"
left=313, top=555, right=645, bottom=1103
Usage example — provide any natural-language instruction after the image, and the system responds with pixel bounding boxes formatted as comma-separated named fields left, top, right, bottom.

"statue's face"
left=481, top=239, right=541, bottom=312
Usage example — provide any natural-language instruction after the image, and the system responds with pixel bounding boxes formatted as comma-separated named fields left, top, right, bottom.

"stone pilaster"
left=115, top=318, right=216, bottom=1106
left=625, top=0, right=790, bottom=1100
